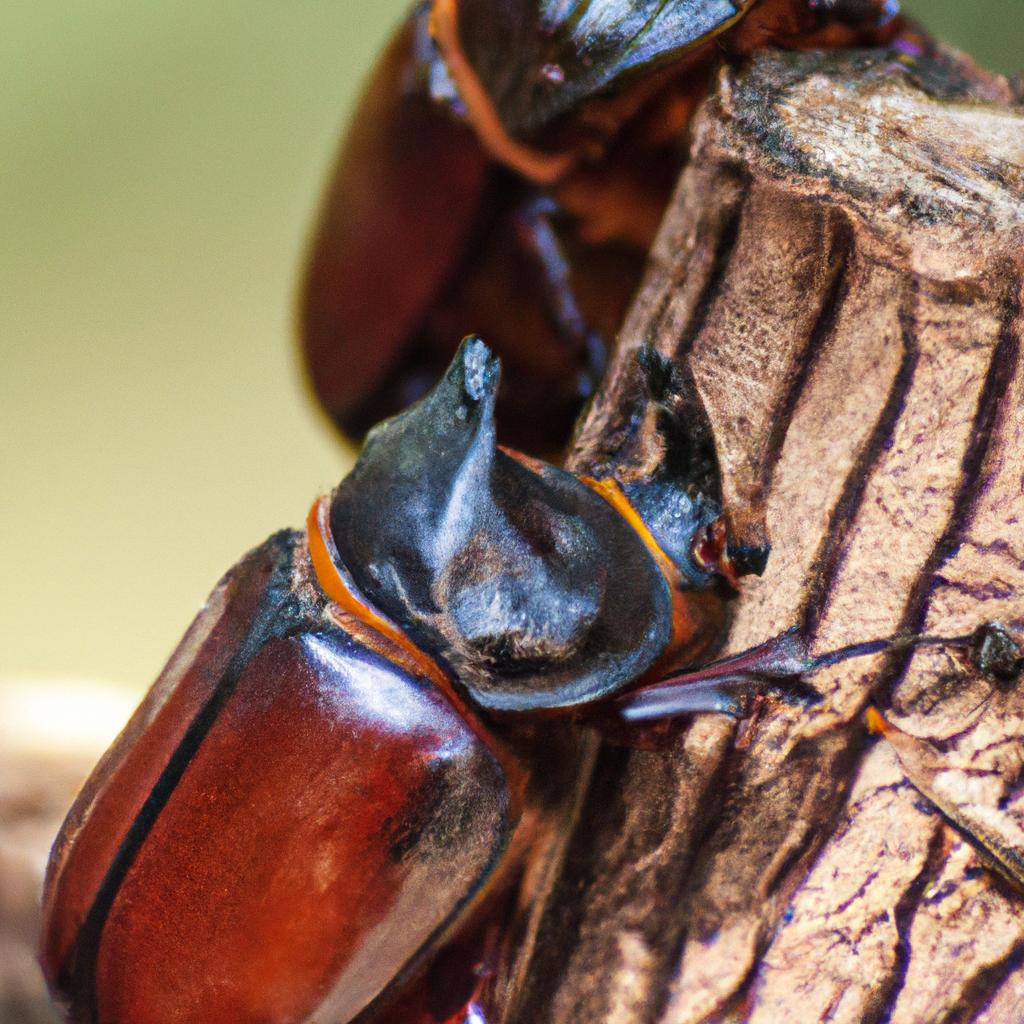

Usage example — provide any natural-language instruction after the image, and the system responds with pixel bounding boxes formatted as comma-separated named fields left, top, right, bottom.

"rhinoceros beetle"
left=40, top=339, right=1007, bottom=1023
left=37, top=338, right=781, bottom=1024
left=301, top=0, right=907, bottom=454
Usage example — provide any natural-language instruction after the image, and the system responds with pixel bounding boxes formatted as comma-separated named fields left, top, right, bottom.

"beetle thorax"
left=327, top=338, right=687, bottom=712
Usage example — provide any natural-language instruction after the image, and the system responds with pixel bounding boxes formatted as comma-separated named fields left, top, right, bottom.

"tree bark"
left=501, top=47, right=1024, bottom=1024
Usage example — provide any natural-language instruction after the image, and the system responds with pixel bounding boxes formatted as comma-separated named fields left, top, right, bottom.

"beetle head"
left=620, top=477, right=733, bottom=585
left=434, top=0, right=747, bottom=144
left=329, top=337, right=676, bottom=712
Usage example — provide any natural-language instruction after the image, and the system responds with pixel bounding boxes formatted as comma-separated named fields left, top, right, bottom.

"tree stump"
left=500, top=47, right=1024, bottom=1024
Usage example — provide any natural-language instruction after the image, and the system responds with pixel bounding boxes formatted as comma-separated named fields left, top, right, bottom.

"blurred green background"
left=1, top=1, right=1020, bottom=695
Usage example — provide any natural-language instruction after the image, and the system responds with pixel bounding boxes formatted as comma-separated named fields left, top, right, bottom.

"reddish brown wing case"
left=299, top=8, right=645, bottom=454
left=300, top=14, right=489, bottom=436
left=41, top=533, right=517, bottom=1024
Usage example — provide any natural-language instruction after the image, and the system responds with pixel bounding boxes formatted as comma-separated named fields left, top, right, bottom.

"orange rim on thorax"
left=581, top=476, right=700, bottom=657
left=307, top=496, right=452, bottom=692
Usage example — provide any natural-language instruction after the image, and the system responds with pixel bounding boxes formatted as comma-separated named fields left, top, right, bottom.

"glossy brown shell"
left=299, top=0, right=903, bottom=456
left=300, top=13, right=490, bottom=439
left=40, top=534, right=518, bottom=1024
left=299, top=8, right=648, bottom=455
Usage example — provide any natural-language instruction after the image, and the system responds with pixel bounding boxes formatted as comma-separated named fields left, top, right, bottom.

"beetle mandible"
left=300, top=0, right=908, bottom=454
left=40, top=339, right=1008, bottom=1023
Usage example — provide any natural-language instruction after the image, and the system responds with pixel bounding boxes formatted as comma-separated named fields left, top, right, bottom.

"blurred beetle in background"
left=301, top=0, right=907, bottom=454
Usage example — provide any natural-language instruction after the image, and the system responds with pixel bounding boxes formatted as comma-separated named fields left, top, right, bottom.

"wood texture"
left=501, top=47, right=1024, bottom=1024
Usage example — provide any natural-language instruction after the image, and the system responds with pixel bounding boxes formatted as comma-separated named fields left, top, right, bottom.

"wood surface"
left=501, top=46, right=1024, bottom=1024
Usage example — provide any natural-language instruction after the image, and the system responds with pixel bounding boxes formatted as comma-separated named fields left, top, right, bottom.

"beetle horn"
left=361, top=331, right=501, bottom=463
left=332, top=334, right=501, bottom=564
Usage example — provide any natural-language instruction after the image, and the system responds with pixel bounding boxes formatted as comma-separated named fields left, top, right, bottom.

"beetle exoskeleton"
left=301, top=0, right=907, bottom=453
left=40, top=339, right=744, bottom=1023
left=42, top=523, right=539, bottom=1021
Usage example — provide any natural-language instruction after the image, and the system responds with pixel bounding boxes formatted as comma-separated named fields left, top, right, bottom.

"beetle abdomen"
left=41, top=536, right=515, bottom=1024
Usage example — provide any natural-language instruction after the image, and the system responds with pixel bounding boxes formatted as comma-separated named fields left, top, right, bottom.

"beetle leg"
left=512, top=195, right=606, bottom=397
left=618, top=628, right=814, bottom=721
left=618, top=622, right=1021, bottom=723
left=618, top=674, right=764, bottom=721
left=809, top=622, right=1022, bottom=683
